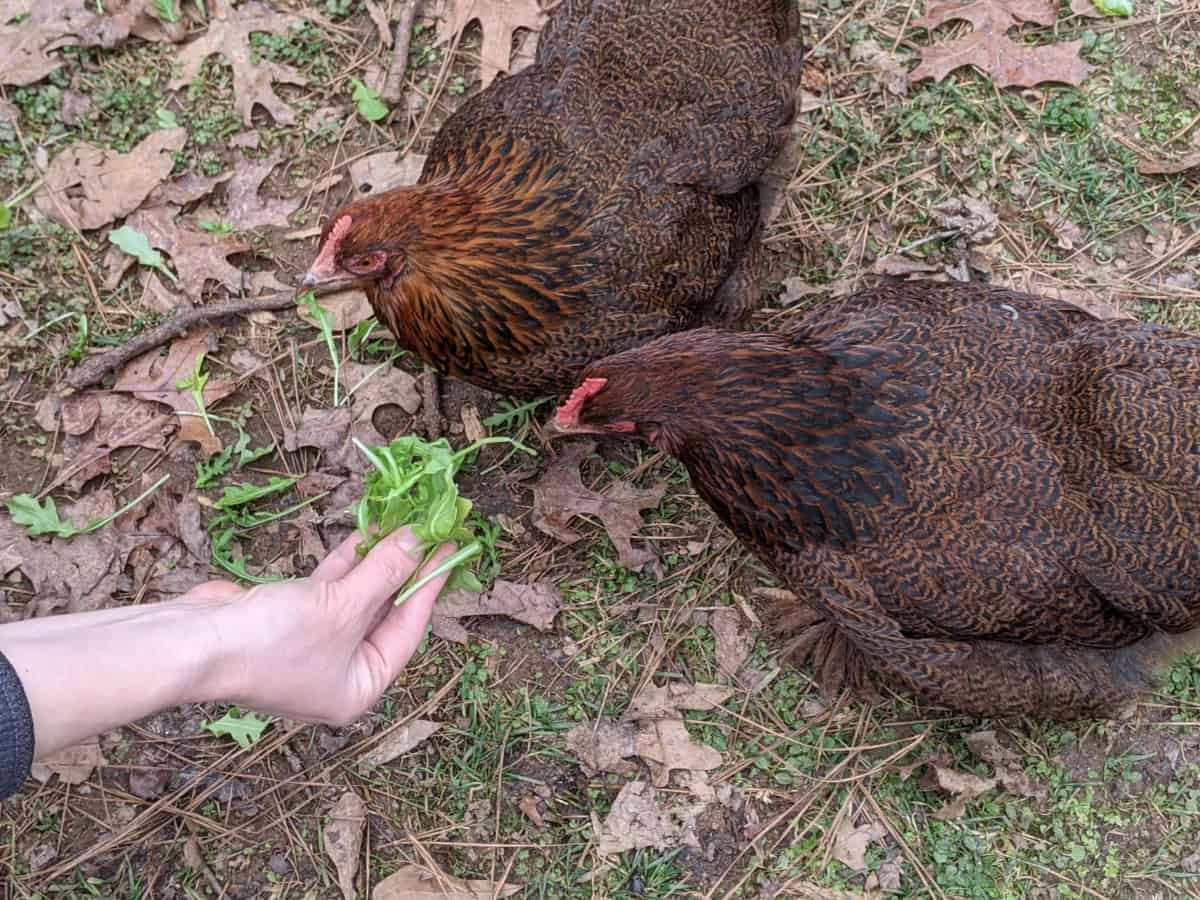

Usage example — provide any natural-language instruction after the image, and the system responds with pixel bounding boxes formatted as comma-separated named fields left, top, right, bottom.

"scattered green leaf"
left=203, top=707, right=271, bottom=749
left=1092, top=0, right=1132, bottom=16
left=6, top=476, right=170, bottom=539
left=109, top=225, right=178, bottom=285
left=351, top=79, right=389, bottom=123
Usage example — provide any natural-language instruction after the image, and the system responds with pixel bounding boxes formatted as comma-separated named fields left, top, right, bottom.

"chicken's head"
left=302, top=206, right=409, bottom=291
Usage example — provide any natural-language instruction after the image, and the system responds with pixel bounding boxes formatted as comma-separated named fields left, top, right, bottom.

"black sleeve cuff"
left=0, top=649, right=34, bottom=801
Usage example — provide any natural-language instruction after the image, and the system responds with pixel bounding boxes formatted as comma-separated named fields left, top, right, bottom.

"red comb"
left=310, top=215, right=352, bottom=278
left=555, top=377, right=608, bottom=426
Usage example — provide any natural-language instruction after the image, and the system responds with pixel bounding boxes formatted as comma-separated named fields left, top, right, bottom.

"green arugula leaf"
left=7, top=476, right=170, bottom=540
left=0, top=204, right=11, bottom=232
left=203, top=707, right=271, bottom=749
left=352, top=79, right=389, bottom=122
left=6, top=494, right=79, bottom=537
left=353, top=434, right=534, bottom=605
left=1092, top=0, right=1132, bottom=15
left=109, top=225, right=178, bottom=285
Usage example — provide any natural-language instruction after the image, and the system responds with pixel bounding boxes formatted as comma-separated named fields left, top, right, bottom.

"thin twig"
left=382, top=0, right=420, bottom=105
left=62, top=290, right=312, bottom=394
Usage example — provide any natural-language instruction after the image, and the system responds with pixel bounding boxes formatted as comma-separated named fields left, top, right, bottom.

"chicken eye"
left=345, top=254, right=381, bottom=275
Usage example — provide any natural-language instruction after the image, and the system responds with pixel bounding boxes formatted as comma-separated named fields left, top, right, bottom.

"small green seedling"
left=176, top=354, right=216, bottom=436
left=109, top=225, right=179, bottom=285
left=298, top=291, right=341, bottom=407
left=208, top=476, right=325, bottom=584
left=354, top=435, right=534, bottom=605
left=7, top=475, right=170, bottom=539
left=153, top=0, right=180, bottom=22
left=352, top=79, right=389, bottom=122
left=156, top=107, right=179, bottom=128
left=203, top=707, right=271, bottom=749
left=195, top=428, right=274, bottom=488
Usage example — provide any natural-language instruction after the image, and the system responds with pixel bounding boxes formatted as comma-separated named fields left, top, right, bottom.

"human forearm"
left=0, top=596, right=230, bottom=758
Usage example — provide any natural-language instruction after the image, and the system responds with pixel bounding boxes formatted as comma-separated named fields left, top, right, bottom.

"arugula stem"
left=394, top=543, right=482, bottom=606
left=84, top=474, right=171, bottom=534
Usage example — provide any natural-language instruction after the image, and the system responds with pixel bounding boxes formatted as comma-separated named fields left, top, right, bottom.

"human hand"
left=186, top=528, right=455, bottom=726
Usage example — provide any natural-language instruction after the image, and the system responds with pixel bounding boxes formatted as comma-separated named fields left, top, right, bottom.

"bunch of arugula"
left=353, top=435, right=531, bottom=605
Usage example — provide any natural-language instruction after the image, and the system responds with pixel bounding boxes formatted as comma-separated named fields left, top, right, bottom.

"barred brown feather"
left=307, top=0, right=803, bottom=397
left=560, top=282, right=1200, bottom=719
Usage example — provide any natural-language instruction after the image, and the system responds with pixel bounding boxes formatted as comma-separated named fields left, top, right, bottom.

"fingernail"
left=380, top=527, right=423, bottom=559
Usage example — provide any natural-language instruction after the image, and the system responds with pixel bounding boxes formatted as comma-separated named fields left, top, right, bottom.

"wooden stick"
left=382, top=0, right=420, bottom=105
left=62, top=291, right=302, bottom=394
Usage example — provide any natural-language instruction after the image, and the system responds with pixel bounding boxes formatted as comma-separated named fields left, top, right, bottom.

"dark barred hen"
left=302, top=0, right=802, bottom=398
left=551, top=283, right=1200, bottom=719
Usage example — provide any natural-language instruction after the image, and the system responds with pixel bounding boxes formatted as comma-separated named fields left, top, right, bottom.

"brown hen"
left=302, top=0, right=802, bottom=398
left=552, top=282, right=1200, bottom=719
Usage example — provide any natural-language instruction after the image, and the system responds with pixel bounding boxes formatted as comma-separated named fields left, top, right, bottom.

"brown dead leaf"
left=169, top=0, right=308, bottom=125
left=518, top=794, right=546, bottom=828
left=112, top=330, right=237, bottom=456
left=110, top=204, right=277, bottom=300
left=3, top=491, right=130, bottom=616
left=298, top=289, right=374, bottom=332
left=626, top=682, right=733, bottom=720
left=871, top=256, right=941, bottom=277
left=832, top=817, right=887, bottom=872
left=531, top=440, right=664, bottom=570
left=284, top=363, right=421, bottom=472
left=357, top=720, right=442, bottom=770
left=1043, top=208, right=1085, bottom=250
left=226, top=155, right=304, bottom=230
left=431, top=581, right=561, bottom=644
left=711, top=606, right=752, bottom=681
left=1138, top=151, right=1200, bottom=176
left=566, top=716, right=722, bottom=787
left=30, top=736, right=105, bottom=785
left=911, top=0, right=1091, bottom=88
left=0, top=0, right=184, bottom=87
left=593, top=781, right=704, bottom=858
left=147, top=169, right=234, bottom=207
left=363, top=0, right=393, bottom=46
left=349, top=151, right=427, bottom=195
left=965, top=730, right=1048, bottom=800
left=850, top=39, right=910, bottom=97
left=934, top=195, right=999, bottom=242
left=373, top=862, right=521, bottom=899
left=1069, top=0, right=1105, bottom=17
left=926, top=763, right=997, bottom=820
left=35, top=128, right=186, bottom=231
left=436, top=0, right=547, bottom=88
left=324, top=789, right=366, bottom=900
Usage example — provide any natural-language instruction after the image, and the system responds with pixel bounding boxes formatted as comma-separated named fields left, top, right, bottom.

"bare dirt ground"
left=1, top=0, right=1199, bottom=897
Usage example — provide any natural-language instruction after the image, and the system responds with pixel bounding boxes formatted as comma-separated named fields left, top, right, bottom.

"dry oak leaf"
left=593, top=781, right=704, bottom=858
left=436, top=0, right=547, bottom=89
left=324, top=789, right=366, bottom=900
left=357, top=719, right=442, bottom=770
left=373, top=862, right=521, bottom=899
left=1138, top=151, right=1200, bottom=176
left=925, top=763, right=997, bottom=820
left=565, top=716, right=722, bottom=787
left=113, top=204, right=265, bottom=301
left=168, top=0, right=308, bottom=125
left=832, top=817, right=887, bottom=872
left=531, top=440, right=665, bottom=570
left=0, top=0, right=185, bottom=87
left=911, top=0, right=1092, bottom=88
left=965, top=729, right=1048, bottom=800
left=711, top=606, right=752, bottom=681
left=112, top=329, right=237, bottom=457
left=285, top=362, right=422, bottom=472
left=30, top=736, right=106, bottom=785
left=431, top=580, right=562, bottom=644
left=349, top=151, right=427, bottom=196
left=626, top=682, right=733, bottom=720
left=35, top=128, right=186, bottom=231
left=226, top=154, right=305, bottom=230
left=297, top=288, right=374, bottom=332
